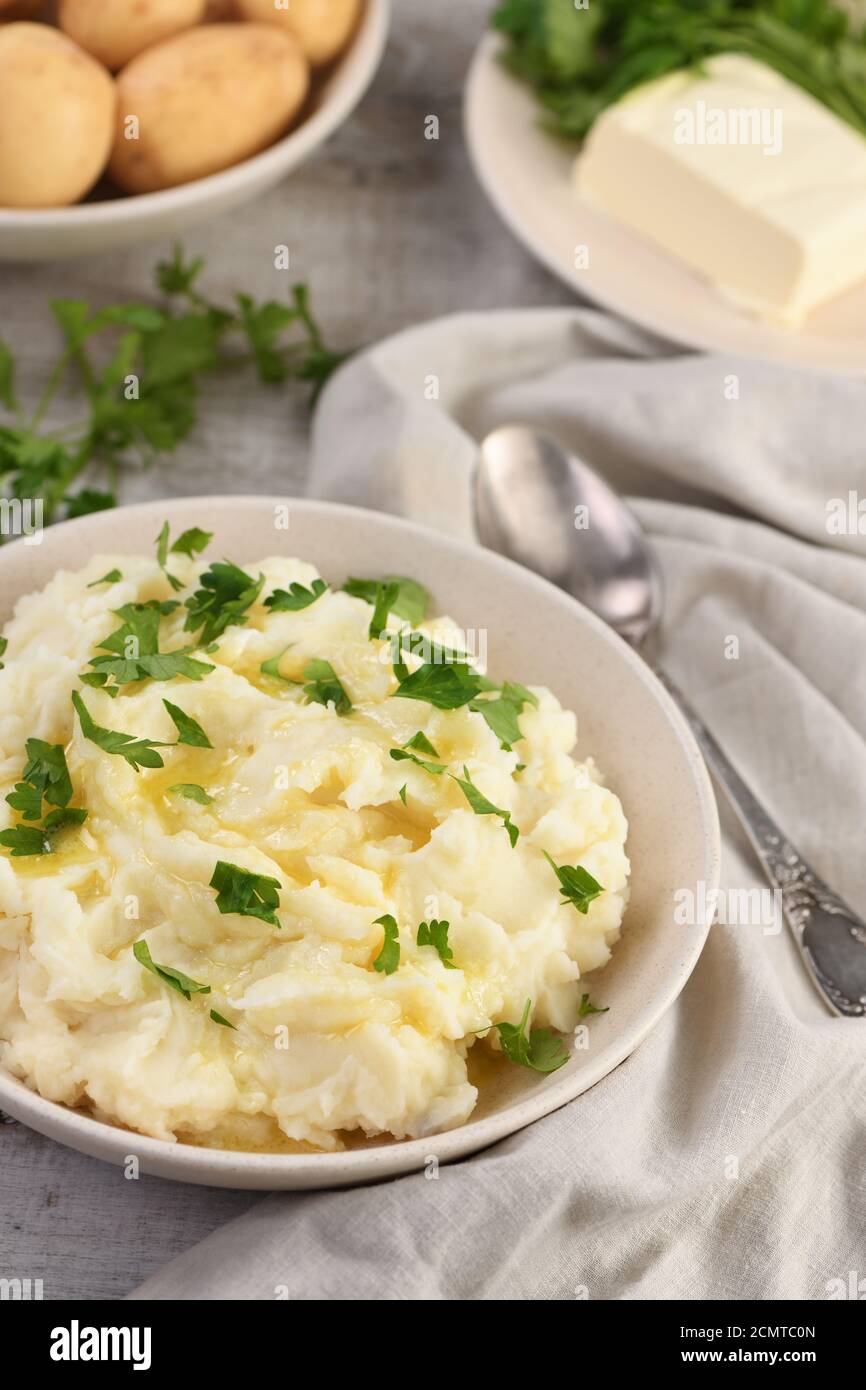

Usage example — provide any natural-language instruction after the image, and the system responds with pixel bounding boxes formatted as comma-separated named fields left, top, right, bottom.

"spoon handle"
left=651, top=664, right=866, bottom=1017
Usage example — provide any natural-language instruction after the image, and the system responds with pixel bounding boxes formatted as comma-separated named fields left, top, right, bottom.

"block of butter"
left=574, top=53, right=866, bottom=326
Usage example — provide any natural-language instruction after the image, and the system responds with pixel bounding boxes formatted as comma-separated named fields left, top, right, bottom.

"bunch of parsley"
left=0, top=246, right=347, bottom=533
left=492, top=0, right=866, bottom=141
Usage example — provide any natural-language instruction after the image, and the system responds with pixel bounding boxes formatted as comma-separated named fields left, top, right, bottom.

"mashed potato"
left=0, top=547, right=629, bottom=1150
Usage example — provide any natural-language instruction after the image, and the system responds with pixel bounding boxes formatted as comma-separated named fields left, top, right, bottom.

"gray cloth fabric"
left=131, top=308, right=866, bottom=1301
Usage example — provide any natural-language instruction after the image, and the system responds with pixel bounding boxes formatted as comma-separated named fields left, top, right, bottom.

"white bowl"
left=0, top=496, right=720, bottom=1187
left=0, top=1, right=390, bottom=262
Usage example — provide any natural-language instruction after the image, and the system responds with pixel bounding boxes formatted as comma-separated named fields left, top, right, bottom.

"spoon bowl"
left=476, top=425, right=662, bottom=645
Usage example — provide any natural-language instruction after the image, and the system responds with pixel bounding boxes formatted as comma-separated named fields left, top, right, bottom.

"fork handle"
left=651, top=664, right=866, bottom=1018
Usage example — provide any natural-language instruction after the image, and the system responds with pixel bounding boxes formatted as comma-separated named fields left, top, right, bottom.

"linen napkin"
left=131, top=309, right=866, bottom=1301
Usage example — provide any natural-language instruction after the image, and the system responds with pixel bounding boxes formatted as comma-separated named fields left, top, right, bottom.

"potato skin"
left=0, top=1, right=45, bottom=19
left=58, top=0, right=207, bottom=71
left=0, top=22, right=115, bottom=207
left=233, top=0, right=361, bottom=67
left=109, top=23, right=309, bottom=195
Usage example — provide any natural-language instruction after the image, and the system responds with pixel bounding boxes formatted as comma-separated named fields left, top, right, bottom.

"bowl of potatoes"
left=0, top=0, right=390, bottom=260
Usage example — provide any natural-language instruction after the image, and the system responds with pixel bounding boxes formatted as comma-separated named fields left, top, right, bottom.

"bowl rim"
left=0, top=495, right=721, bottom=1186
left=0, top=0, right=391, bottom=228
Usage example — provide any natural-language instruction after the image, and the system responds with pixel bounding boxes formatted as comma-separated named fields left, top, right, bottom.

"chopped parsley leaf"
left=372, top=914, right=400, bottom=974
left=134, top=938, right=211, bottom=1000
left=451, top=765, right=519, bottom=847
left=389, top=730, right=446, bottom=775
left=491, top=999, right=569, bottom=1073
left=210, top=860, right=281, bottom=926
left=264, top=578, right=328, bottom=613
left=209, top=1009, right=237, bottom=1029
left=543, top=851, right=604, bottom=914
left=470, top=681, right=538, bottom=749
left=167, top=783, right=213, bottom=805
left=87, top=569, right=122, bottom=588
left=303, top=658, right=352, bottom=716
left=393, top=661, right=488, bottom=710
left=163, top=699, right=212, bottom=748
left=87, top=601, right=214, bottom=687
left=368, top=580, right=401, bottom=640
left=184, top=560, right=264, bottom=645
left=416, top=919, right=456, bottom=969
left=72, top=690, right=166, bottom=771
left=578, top=993, right=608, bottom=1019
left=343, top=575, right=429, bottom=627
left=260, top=647, right=298, bottom=684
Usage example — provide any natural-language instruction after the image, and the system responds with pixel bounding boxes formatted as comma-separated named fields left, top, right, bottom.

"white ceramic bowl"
left=0, top=496, right=719, bottom=1187
left=0, top=1, right=390, bottom=263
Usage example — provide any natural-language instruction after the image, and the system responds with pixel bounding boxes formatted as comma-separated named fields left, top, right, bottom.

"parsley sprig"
left=451, top=765, right=519, bottom=847
left=210, top=860, right=281, bottom=926
left=72, top=690, right=211, bottom=770
left=0, top=247, right=346, bottom=532
left=492, top=0, right=866, bottom=142
left=0, top=739, right=87, bottom=857
left=389, top=731, right=446, bottom=775
left=84, top=601, right=214, bottom=691
left=372, top=914, right=401, bottom=974
left=544, top=851, right=604, bottom=914
left=264, top=578, right=328, bottom=613
left=343, top=575, right=428, bottom=627
left=183, top=560, right=264, bottom=645
left=490, top=998, right=569, bottom=1073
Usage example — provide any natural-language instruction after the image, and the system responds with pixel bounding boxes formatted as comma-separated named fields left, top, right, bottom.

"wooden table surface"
left=0, top=0, right=573, bottom=1301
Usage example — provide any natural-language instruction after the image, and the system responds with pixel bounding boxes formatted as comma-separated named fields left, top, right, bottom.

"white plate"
left=0, top=496, right=719, bottom=1188
left=0, top=0, right=390, bottom=262
left=465, top=33, right=866, bottom=374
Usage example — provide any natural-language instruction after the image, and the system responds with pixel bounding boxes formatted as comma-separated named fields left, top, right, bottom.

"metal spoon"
left=475, top=425, right=866, bottom=1018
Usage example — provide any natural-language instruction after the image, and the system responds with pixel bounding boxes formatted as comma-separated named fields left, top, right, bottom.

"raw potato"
left=0, top=1, right=44, bottom=19
left=58, top=0, right=207, bottom=71
left=234, top=0, right=361, bottom=67
left=109, top=23, right=309, bottom=195
left=0, top=23, right=115, bottom=208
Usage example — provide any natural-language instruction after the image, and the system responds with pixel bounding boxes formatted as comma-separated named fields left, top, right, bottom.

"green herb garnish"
left=451, top=765, right=519, bottom=847
left=389, top=731, right=446, bottom=775
left=72, top=689, right=166, bottom=771
left=368, top=580, right=401, bottom=640
left=303, top=659, right=352, bottom=716
left=134, top=938, right=211, bottom=1000
left=0, top=248, right=343, bottom=531
left=416, top=919, right=456, bottom=969
left=162, top=700, right=212, bottom=748
left=393, top=661, right=488, bottom=710
left=260, top=646, right=297, bottom=684
left=0, top=635, right=6, bottom=669
left=343, top=575, right=429, bottom=627
left=0, top=738, right=87, bottom=857
left=490, top=998, right=569, bottom=1073
left=372, top=914, right=401, bottom=974
left=87, top=569, right=122, bottom=588
left=543, top=851, right=604, bottom=914
left=156, top=521, right=212, bottom=591
left=470, top=681, right=538, bottom=749
left=183, top=560, right=264, bottom=645
left=578, top=993, right=609, bottom=1018
left=264, top=578, right=328, bottom=613
left=86, top=601, right=214, bottom=688
left=210, top=860, right=281, bottom=926
left=167, top=783, right=213, bottom=805
left=492, top=0, right=866, bottom=143
left=209, top=1009, right=237, bottom=1029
